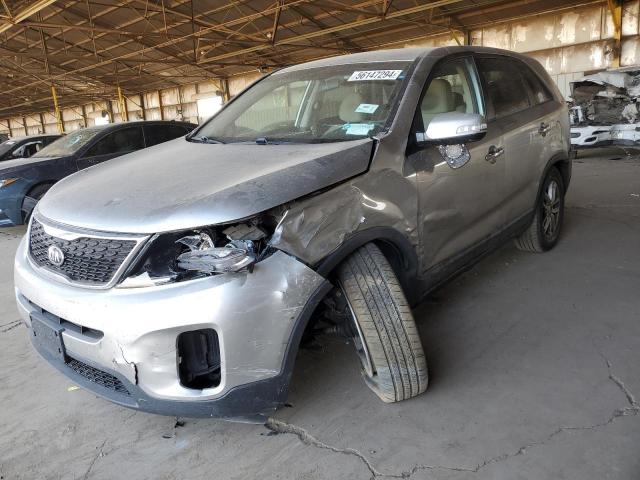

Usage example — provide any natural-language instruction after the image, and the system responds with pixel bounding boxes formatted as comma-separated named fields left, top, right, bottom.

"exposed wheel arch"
left=315, top=227, right=421, bottom=305
left=21, top=181, right=56, bottom=223
left=543, top=154, right=571, bottom=194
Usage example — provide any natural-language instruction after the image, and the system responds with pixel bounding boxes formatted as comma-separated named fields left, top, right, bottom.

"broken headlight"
left=177, top=247, right=255, bottom=274
left=118, top=221, right=270, bottom=288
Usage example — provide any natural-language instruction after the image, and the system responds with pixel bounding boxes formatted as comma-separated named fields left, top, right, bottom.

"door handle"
left=485, top=145, right=504, bottom=164
left=539, top=122, right=551, bottom=136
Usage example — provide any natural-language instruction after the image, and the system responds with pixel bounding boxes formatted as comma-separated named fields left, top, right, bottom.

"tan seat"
left=421, top=79, right=454, bottom=126
left=339, top=93, right=365, bottom=123
left=452, top=91, right=467, bottom=113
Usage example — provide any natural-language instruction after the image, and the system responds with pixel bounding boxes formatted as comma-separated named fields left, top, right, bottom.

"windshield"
left=33, top=128, right=103, bottom=158
left=192, top=62, right=411, bottom=144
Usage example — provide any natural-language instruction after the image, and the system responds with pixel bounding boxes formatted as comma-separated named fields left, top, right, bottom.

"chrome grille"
left=29, top=218, right=138, bottom=286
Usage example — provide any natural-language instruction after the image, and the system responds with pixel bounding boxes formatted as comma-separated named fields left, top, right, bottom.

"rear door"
left=408, top=55, right=506, bottom=271
left=475, top=55, right=550, bottom=224
left=76, top=126, right=145, bottom=170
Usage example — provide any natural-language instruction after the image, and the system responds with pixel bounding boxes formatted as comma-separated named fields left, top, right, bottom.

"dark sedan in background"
left=0, top=134, right=62, bottom=162
left=0, top=121, right=195, bottom=226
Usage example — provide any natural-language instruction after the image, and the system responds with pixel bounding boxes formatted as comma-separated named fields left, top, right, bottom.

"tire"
left=337, top=243, right=428, bottom=403
left=21, top=183, right=52, bottom=224
left=514, top=167, right=565, bottom=253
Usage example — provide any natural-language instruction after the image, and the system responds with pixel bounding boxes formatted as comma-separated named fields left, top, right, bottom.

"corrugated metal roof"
left=0, top=0, right=599, bottom=116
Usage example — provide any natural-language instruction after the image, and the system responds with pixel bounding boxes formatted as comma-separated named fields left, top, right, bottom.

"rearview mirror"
left=420, top=112, right=487, bottom=144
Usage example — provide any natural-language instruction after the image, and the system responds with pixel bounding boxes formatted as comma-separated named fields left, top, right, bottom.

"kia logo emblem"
left=47, top=245, right=65, bottom=266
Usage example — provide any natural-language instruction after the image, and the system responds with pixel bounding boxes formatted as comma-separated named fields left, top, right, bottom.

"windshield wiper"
left=188, top=136, right=225, bottom=144
left=255, top=137, right=295, bottom=145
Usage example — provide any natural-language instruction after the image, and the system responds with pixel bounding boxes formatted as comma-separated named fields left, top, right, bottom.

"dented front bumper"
left=14, top=236, right=330, bottom=419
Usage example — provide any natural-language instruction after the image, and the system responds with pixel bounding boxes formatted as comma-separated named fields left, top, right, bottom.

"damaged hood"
left=38, top=137, right=374, bottom=234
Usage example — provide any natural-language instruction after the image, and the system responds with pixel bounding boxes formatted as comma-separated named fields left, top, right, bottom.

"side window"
left=22, top=142, right=43, bottom=157
left=144, top=125, right=188, bottom=147
left=476, top=57, right=531, bottom=119
left=10, top=145, right=25, bottom=158
left=84, top=127, right=144, bottom=157
left=419, top=57, right=481, bottom=129
left=521, top=65, right=553, bottom=105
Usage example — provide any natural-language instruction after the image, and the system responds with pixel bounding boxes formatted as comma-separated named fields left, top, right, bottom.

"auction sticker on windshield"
left=348, top=70, right=402, bottom=81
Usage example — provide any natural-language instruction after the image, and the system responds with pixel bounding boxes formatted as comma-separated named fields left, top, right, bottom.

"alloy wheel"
left=542, top=179, right=561, bottom=240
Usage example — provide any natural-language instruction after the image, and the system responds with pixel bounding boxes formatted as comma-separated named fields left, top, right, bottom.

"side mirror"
left=419, top=112, right=487, bottom=145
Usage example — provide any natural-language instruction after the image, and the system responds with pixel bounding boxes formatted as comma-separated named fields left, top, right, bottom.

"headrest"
left=339, top=93, right=365, bottom=123
left=422, top=79, right=454, bottom=114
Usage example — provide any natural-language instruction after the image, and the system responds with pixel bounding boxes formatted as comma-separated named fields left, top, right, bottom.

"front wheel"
left=514, top=167, right=565, bottom=252
left=337, top=243, right=428, bottom=403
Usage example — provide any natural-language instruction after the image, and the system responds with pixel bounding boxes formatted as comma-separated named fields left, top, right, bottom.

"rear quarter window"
left=144, top=125, right=189, bottom=147
left=520, top=64, right=553, bottom=105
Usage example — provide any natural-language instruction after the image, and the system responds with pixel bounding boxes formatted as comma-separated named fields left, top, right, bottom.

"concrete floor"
left=1, top=149, right=638, bottom=480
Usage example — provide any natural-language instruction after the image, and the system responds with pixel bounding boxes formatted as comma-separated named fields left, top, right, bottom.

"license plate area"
left=31, top=315, right=66, bottom=362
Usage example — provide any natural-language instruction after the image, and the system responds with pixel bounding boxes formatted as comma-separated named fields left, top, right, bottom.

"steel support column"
left=81, top=105, right=88, bottom=127
left=139, top=93, right=147, bottom=120
left=221, top=78, right=230, bottom=103
left=117, top=85, right=129, bottom=122
left=51, top=85, right=64, bottom=133
left=157, top=90, right=164, bottom=120
left=608, top=0, right=622, bottom=68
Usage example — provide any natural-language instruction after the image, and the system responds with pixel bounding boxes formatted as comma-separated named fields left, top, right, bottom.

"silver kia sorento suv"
left=15, top=46, right=570, bottom=421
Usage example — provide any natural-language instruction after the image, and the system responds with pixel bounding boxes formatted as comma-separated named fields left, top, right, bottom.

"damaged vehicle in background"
left=569, top=70, right=640, bottom=152
left=15, top=46, right=570, bottom=421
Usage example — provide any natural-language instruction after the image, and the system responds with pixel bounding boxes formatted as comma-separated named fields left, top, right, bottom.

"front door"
left=407, top=56, right=506, bottom=276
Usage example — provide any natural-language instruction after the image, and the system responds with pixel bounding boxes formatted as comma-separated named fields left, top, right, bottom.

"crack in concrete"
left=0, top=320, right=21, bottom=333
left=81, top=440, right=106, bottom=480
left=265, top=418, right=389, bottom=478
left=0, top=319, right=21, bottom=328
left=604, top=357, right=637, bottom=408
left=266, top=356, right=639, bottom=479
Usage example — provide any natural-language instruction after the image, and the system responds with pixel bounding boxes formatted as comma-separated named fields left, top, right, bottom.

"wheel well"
left=553, top=159, right=570, bottom=189
left=25, top=181, right=55, bottom=199
left=373, top=239, right=417, bottom=301
left=21, top=181, right=56, bottom=222
left=315, top=227, right=421, bottom=305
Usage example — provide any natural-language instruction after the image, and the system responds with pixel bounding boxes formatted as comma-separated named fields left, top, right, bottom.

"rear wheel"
left=514, top=167, right=564, bottom=252
left=21, top=183, right=53, bottom=224
left=337, top=243, right=428, bottom=402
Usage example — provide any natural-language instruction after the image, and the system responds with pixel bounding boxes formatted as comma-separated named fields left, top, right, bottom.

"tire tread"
left=338, top=243, right=428, bottom=402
